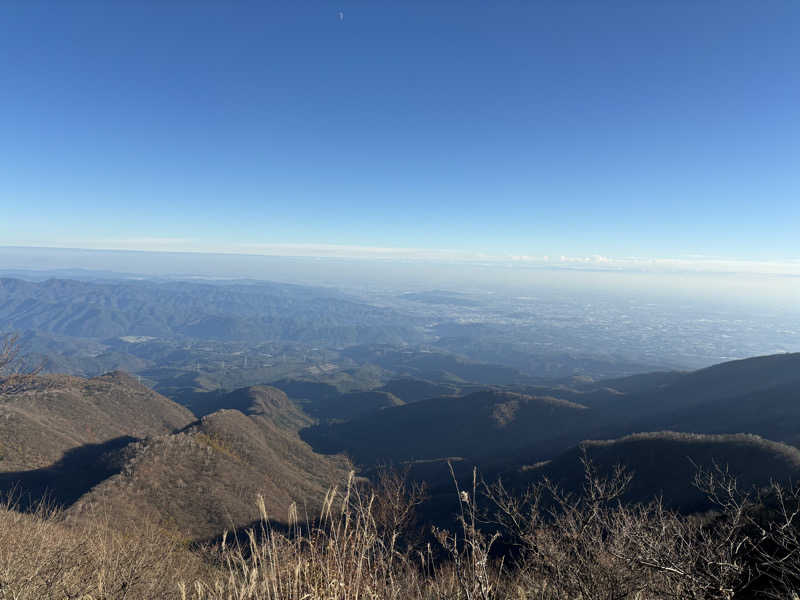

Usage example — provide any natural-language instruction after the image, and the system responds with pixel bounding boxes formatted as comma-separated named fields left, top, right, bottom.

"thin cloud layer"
left=7, top=240, right=800, bottom=277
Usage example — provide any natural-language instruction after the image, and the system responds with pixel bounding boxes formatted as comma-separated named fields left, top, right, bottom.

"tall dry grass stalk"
left=186, top=470, right=444, bottom=600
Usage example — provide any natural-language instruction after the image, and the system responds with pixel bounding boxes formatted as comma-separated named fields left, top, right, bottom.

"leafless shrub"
left=432, top=464, right=503, bottom=600
left=486, top=452, right=652, bottom=599
left=368, top=464, right=427, bottom=549
left=0, top=333, right=43, bottom=394
left=484, top=455, right=787, bottom=599
left=743, top=479, right=800, bottom=598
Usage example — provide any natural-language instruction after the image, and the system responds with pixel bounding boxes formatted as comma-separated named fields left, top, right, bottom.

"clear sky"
left=1, top=1, right=799, bottom=267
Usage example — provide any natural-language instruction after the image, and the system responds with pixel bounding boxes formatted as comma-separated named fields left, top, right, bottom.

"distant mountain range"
left=0, top=277, right=422, bottom=345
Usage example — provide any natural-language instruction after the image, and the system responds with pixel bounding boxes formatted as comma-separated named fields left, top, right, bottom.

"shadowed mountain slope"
left=660, top=353, right=800, bottom=401
left=518, top=353, right=800, bottom=442
left=307, top=390, right=405, bottom=421
left=600, top=353, right=800, bottom=419
left=377, top=378, right=461, bottom=403
left=575, top=354, right=800, bottom=449
left=302, top=354, right=800, bottom=483
left=511, top=431, right=800, bottom=512
left=302, top=390, right=590, bottom=465
left=0, top=371, right=194, bottom=473
left=68, top=386, right=352, bottom=539
left=639, top=381, right=800, bottom=447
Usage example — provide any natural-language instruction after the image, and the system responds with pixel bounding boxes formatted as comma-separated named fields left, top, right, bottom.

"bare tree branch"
left=0, top=333, right=42, bottom=394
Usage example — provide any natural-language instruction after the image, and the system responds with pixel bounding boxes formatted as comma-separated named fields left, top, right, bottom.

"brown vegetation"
left=67, top=387, right=353, bottom=539
left=0, top=496, right=206, bottom=599
left=1, top=344, right=352, bottom=539
left=0, top=367, right=194, bottom=473
left=5, top=462, right=800, bottom=599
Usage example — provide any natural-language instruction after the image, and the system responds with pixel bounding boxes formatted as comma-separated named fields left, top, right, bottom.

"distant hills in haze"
left=0, top=274, right=708, bottom=386
left=0, top=277, right=423, bottom=345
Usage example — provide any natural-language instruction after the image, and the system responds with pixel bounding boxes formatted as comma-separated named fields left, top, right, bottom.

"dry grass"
left=0, top=497, right=206, bottom=599
left=4, top=464, right=800, bottom=599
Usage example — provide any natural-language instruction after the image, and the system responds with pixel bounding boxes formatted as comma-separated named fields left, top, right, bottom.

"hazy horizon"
left=2, top=245, right=798, bottom=315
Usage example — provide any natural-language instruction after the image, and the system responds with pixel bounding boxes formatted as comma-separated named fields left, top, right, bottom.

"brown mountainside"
left=69, top=385, right=352, bottom=539
left=0, top=371, right=194, bottom=472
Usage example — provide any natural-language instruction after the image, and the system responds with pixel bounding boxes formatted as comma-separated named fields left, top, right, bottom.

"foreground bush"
left=4, top=464, right=800, bottom=599
left=0, top=498, right=205, bottom=599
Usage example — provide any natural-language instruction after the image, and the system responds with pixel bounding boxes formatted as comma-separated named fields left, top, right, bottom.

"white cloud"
left=7, top=239, right=800, bottom=276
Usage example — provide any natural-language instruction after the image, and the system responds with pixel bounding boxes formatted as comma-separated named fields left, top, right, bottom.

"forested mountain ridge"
left=0, top=371, right=194, bottom=472
left=509, top=431, right=800, bottom=512
left=301, top=354, right=800, bottom=482
left=3, top=351, right=800, bottom=542
left=301, top=390, right=591, bottom=464
left=0, top=370, right=351, bottom=539
left=69, top=385, right=352, bottom=539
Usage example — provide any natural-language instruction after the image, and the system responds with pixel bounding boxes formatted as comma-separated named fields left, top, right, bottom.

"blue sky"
left=1, top=1, right=799, bottom=266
